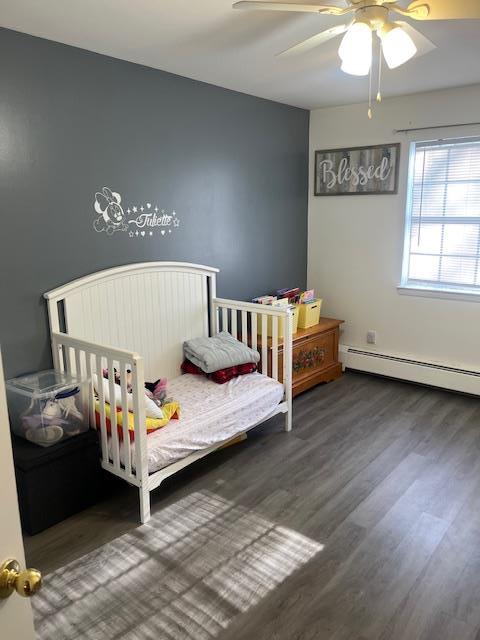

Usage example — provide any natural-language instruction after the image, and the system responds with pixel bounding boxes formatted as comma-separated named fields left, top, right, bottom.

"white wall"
left=308, top=84, right=480, bottom=371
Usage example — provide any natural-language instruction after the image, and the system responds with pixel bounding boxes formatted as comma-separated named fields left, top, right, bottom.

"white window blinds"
left=402, top=137, right=480, bottom=294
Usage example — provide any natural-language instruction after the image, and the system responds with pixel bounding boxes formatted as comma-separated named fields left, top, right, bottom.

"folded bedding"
left=184, top=331, right=260, bottom=374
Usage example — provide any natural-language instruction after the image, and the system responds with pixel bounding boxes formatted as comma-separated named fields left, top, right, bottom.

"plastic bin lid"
left=6, top=369, right=88, bottom=399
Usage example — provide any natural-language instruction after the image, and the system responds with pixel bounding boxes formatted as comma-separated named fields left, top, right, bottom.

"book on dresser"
left=258, top=317, right=344, bottom=397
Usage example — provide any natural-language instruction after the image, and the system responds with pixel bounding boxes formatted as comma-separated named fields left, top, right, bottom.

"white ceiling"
left=1, top=0, right=480, bottom=109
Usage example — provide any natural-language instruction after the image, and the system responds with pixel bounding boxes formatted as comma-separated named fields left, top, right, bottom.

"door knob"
left=0, top=559, right=42, bottom=599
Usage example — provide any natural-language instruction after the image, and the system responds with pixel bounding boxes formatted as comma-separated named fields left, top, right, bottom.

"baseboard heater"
left=339, top=345, right=480, bottom=396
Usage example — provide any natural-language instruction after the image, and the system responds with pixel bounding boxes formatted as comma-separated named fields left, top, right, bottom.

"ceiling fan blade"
left=232, top=2, right=349, bottom=15
left=395, top=21, right=436, bottom=58
left=405, top=0, right=480, bottom=20
left=277, top=23, right=351, bottom=56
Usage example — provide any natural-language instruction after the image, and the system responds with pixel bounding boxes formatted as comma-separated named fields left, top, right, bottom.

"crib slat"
left=212, top=302, right=220, bottom=335
left=251, top=313, right=257, bottom=351
left=261, top=314, right=268, bottom=375
left=272, top=316, right=278, bottom=381
left=85, top=352, right=95, bottom=429
left=66, top=346, right=74, bottom=375
left=108, top=359, right=120, bottom=470
left=284, top=310, right=293, bottom=432
left=221, top=307, right=228, bottom=333
left=241, top=311, right=248, bottom=345
left=131, top=357, right=147, bottom=486
left=74, top=348, right=81, bottom=379
left=54, top=344, right=65, bottom=374
left=282, top=318, right=286, bottom=384
left=120, top=363, right=132, bottom=478
left=95, top=354, right=109, bottom=466
left=231, top=310, right=237, bottom=340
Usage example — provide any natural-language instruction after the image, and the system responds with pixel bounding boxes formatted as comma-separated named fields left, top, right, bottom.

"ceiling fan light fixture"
left=340, top=56, right=371, bottom=76
left=338, top=21, right=372, bottom=76
left=338, top=21, right=371, bottom=60
left=380, top=22, right=417, bottom=69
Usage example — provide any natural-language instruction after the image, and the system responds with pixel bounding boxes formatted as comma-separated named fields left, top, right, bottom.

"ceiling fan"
left=233, top=0, right=480, bottom=115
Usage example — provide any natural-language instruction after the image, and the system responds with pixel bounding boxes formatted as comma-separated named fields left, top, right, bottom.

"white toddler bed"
left=44, top=262, right=293, bottom=523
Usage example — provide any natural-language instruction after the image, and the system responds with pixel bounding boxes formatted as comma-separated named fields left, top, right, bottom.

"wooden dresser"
left=260, top=317, right=344, bottom=397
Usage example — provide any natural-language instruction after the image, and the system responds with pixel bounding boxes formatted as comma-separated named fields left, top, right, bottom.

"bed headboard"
left=44, top=262, right=218, bottom=380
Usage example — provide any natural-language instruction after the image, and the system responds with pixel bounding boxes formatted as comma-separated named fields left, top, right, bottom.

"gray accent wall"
left=0, top=28, right=308, bottom=379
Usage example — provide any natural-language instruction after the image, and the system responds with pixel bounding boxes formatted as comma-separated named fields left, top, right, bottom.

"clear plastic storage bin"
left=6, top=370, right=90, bottom=447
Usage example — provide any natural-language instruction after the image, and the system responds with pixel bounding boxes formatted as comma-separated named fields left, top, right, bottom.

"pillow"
left=95, top=400, right=180, bottom=442
left=93, top=374, right=165, bottom=420
left=181, top=359, right=257, bottom=384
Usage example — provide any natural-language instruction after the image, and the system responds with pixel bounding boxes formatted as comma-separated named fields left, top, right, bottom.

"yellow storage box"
left=296, top=299, right=322, bottom=329
left=266, top=306, right=298, bottom=338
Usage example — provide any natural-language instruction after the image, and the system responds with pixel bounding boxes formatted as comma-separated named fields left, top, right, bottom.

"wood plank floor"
left=25, top=372, right=480, bottom=640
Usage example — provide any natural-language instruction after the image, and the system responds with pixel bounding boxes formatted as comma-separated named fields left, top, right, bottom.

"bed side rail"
left=212, top=298, right=293, bottom=424
left=51, top=332, right=147, bottom=487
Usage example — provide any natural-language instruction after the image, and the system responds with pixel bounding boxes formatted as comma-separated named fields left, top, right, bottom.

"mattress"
left=117, top=372, right=284, bottom=474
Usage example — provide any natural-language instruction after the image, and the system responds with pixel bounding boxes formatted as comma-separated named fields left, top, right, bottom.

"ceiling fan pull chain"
left=377, top=44, right=383, bottom=103
left=368, top=55, right=373, bottom=119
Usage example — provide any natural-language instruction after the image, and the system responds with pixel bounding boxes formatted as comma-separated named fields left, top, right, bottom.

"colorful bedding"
left=95, top=400, right=180, bottom=442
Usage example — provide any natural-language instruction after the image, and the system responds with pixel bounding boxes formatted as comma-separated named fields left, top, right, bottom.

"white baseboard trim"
left=339, top=345, right=480, bottom=396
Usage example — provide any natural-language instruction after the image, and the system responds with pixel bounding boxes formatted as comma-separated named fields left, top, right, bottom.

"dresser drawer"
left=293, top=330, right=335, bottom=380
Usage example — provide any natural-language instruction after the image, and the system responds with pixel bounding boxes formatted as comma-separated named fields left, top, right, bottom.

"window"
left=401, top=137, right=480, bottom=297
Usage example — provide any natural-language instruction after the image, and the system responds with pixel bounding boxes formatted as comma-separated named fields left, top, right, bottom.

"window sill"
left=397, top=285, right=480, bottom=303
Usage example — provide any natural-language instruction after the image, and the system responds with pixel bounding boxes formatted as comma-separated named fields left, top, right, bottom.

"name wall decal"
left=92, top=186, right=181, bottom=238
left=314, top=143, right=400, bottom=196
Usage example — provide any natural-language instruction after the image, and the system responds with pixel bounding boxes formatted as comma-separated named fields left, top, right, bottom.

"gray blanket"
left=184, top=331, right=260, bottom=374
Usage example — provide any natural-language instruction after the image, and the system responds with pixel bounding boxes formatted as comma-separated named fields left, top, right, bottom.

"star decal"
left=173, top=218, right=180, bottom=227
left=135, top=230, right=139, bottom=236
left=129, top=231, right=134, bottom=238
left=127, top=208, right=131, bottom=215
left=168, top=229, right=172, bottom=234
left=147, top=203, right=151, bottom=209
left=149, top=231, right=153, bottom=236
left=132, top=206, right=137, bottom=214
left=154, top=206, right=159, bottom=213
left=140, top=206, right=144, bottom=212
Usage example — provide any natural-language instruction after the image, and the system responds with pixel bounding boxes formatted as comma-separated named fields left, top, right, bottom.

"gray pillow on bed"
left=184, top=331, right=260, bottom=374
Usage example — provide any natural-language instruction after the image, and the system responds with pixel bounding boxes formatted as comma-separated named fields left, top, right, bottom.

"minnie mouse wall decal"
left=92, top=185, right=181, bottom=239
left=93, top=187, right=128, bottom=235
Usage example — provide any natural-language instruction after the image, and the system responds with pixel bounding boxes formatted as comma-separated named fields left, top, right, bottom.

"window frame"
left=399, top=137, right=480, bottom=302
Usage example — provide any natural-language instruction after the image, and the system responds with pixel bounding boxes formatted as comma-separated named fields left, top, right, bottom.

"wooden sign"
left=314, top=143, right=400, bottom=196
